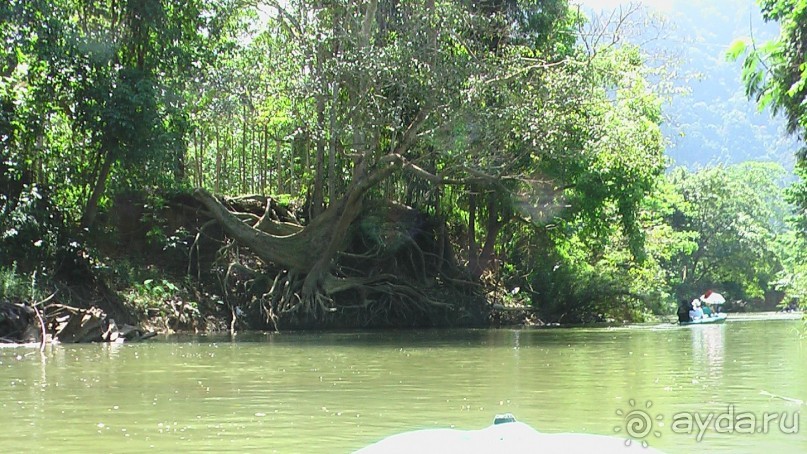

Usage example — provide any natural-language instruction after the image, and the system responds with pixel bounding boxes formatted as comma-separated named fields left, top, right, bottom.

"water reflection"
left=689, top=325, right=725, bottom=378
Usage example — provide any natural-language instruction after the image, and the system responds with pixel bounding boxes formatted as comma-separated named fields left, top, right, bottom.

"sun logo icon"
left=614, top=399, right=663, bottom=448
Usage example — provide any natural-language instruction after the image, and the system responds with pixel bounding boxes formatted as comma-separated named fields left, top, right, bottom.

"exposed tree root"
left=189, top=188, right=488, bottom=329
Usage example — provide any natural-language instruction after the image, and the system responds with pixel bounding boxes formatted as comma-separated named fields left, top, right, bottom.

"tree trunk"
left=196, top=127, right=205, bottom=187
left=475, top=193, right=504, bottom=279
left=328, top=82, right=338, bottom=203
left=194, top=188, right=315, bottom=272
left=251, top=124, right=257, bottom=193
left=194, top=153, right=406, bottom=297
left=328, top=13, right=340, bottom=207
left=261, top=125, right=268, bottom=194
left=214, top=125, right=221, bottom=193
left=275, top=139, right=283, bottom=193
left=241, top=105, right=248, bottom=193
left=311, top=21, right=328, bottom=219
left=175, top=142, right=185, bottom=182
left=222, top=125, right=230, bottom=190
left=81, top=150, right=114, bottom=229
left=467, top=186, right=478, bottom=273
left=312, top=99, right=326, bottom=218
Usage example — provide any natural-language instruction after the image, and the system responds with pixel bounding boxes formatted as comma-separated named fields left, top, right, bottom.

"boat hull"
left=356, top=420, right=666, bottom=453
left=679, top=313, right=727, bottom=326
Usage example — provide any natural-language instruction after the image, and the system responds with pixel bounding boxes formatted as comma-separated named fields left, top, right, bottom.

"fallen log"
left=46, top=303, right=157, bottom=343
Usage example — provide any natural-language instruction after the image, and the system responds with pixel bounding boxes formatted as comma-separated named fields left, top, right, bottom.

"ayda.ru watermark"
left=670, top=404, right=799, bottom=441
left=614, top=399, right=800, bottom=447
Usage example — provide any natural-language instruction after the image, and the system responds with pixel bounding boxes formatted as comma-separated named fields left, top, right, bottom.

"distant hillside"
left=577, top=0, right=801, bottom=168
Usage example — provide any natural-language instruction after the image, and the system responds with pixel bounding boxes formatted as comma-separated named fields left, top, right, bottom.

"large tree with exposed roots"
left=189, top=0, right=666, bottom=327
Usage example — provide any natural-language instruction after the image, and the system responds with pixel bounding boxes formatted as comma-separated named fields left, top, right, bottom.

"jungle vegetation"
left=0, top=0, right=804, bottom=330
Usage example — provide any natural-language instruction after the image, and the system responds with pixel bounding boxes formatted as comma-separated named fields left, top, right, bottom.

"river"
left=1, top=314, right=804, bottom=453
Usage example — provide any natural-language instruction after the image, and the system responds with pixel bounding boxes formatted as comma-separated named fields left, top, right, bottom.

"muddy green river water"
left=1, top=314, right=805, bottom=453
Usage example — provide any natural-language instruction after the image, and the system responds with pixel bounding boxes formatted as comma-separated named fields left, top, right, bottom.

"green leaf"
left=726, top=38, right=748, bottom=61
left=758, top=89, right=774, bottom=111
left=787, top=77, right=806, bottom=97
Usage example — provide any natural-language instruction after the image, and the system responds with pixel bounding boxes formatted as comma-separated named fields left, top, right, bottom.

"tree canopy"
left=1, top=0, right=804, bottom=328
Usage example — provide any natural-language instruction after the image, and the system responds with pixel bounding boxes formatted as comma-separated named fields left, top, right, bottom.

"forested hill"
left=578, top=0, right=801, bottom=168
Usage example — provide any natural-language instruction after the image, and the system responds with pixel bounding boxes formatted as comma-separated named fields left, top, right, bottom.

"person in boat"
left=677, top=299, right=691, bottom=322
left=689, top=299, right=704, bottom=320
left=701, top=302, right=713, bottom=317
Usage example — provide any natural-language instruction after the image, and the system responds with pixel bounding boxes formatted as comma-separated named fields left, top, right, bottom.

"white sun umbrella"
left=700, top=291, right=726, bottom=306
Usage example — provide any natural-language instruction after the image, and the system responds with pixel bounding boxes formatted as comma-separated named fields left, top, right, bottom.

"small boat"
left=679, top=313, right=727, bottom=326
left=356, top=414, right=666, bottom=453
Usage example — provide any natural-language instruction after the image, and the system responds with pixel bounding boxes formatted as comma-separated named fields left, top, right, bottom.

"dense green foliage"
left=731, top=0, right=807, bottom=306
left=1, top=0, right=804, bottom=326
left=665, top=164, right=786, bottom=299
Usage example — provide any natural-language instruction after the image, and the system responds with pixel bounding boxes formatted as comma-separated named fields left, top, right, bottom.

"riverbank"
left=2, top=187, right=797, bottom=341
left=2, top=190, right=495, bottom=338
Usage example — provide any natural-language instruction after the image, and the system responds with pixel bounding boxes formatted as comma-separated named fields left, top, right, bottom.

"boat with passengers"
left=677, top=290, right=728, bottom=325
